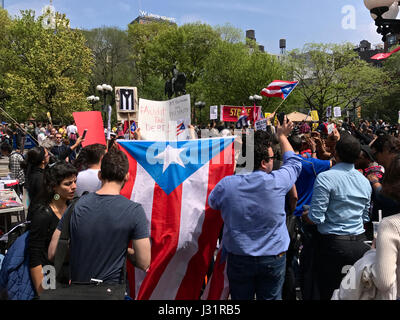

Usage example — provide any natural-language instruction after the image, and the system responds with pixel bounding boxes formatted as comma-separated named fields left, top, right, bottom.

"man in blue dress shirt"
left=305, top=133, right=372, bottom=300
left=208, top=117, right=302, bottom=300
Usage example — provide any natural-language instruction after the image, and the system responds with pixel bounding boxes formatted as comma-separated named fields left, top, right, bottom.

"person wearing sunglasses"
left=50, top=133, right=83, bottom=162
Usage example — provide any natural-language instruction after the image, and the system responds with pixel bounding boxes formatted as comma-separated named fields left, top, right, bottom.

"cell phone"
left=277, top=112, right=285, bottom=126
left=82, top=129, right=88, bottom=139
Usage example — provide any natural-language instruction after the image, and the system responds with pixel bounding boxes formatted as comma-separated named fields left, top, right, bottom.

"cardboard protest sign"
left=115, top=86, right=138, bottom=123
left=73, top=111, right=106, bottom=147
left=326, top=106, right=332, bottom=118
left=138, top=94, right=191, bottom=141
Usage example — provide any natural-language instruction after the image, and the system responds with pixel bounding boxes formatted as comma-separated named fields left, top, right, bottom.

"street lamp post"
left=249, top=94, right=262, bottom=122
left=96, top=84, right=113, bottom=126
left=195, top=101, right=206, bottom=125
left=86, top=95, right=100, bottom=111
left=364, top=0, right=400, bottom=43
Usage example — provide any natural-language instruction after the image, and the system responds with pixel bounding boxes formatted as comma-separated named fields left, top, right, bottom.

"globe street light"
left=86, top=95, right=100, bottom=111
left=96, top=84, right=113, bottom=125
left=364, top=0, right=400, bottom=43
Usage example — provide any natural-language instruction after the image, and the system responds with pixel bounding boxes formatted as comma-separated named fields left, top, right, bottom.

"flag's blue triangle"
left=119, top=138, right=234, bottom=195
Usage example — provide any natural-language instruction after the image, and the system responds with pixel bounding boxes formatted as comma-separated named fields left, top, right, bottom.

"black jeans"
left=315, top=233, right=370, bottom=300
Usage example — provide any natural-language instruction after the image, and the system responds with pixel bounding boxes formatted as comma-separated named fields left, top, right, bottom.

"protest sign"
left=326, top=106, right=332, bottom=118
left=210, top=105, right=218, bottom=120
left=333, top=107, right=341, bottom=118
left=73, top=111, right=106, bottom=147
left=138, top=94, right=191, bottom=141
left=398, top=111, right=400, bottom=124
left=221, top=106, right=261, bottom=122
left=311, top=110, right=319, bottom=122
left=255, top=119, right=267, bottom=131
left=115, top=86, right=138, bottom=123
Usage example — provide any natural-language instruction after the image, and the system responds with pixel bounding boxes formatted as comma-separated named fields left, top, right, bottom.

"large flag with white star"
left=260, top=80, right=299, bottom=100
left=117, top=138, right=235, bottom=299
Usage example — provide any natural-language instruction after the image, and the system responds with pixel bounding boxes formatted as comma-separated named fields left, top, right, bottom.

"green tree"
left=361, top=48, right=400, bottom=123
left=0, top=9, right=12, bottom=106
left=82, top=27, right=136, bottom=109
left=286, top=43, right=389, bottom=120
left=199, top=40, right=286, bottom=123
left=2, top=9, right=93, bottom=122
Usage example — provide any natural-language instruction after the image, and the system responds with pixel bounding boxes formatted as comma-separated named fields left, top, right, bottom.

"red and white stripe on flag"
left=260, top=80, right=298, bottom=99
left=201, top=246, right=229, bottom=300
left=118, top=140, right=235, bottom=300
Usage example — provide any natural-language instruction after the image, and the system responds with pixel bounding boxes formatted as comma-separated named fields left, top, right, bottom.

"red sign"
left=73, top=111, right=106, bottom=148
left=221, top=106, right=262, bottom=122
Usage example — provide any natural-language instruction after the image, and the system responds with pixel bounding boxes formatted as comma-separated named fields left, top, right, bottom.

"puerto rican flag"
left=176, top=121, right=186, bottom=136
left=261, top=80, right=299, bottom=100
left=117, top=138, right=235, bottom=299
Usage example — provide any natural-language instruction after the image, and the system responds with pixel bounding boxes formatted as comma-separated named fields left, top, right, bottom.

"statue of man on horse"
left=165, top=64, right=187, bottom=99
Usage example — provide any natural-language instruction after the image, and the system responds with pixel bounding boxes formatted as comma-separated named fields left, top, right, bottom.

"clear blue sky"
left=4, top=0, right=384, bottom=54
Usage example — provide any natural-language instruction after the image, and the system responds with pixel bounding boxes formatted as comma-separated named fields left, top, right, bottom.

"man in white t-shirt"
left=74, top=144, right=107, bottom=197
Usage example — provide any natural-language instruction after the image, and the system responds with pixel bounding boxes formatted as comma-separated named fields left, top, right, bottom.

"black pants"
left=315, top=233, right=370, bottom=300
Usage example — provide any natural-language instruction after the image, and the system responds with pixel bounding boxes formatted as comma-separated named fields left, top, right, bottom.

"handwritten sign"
left=138, top=94, right=191, bottom=141
left=255, top=119, right=267, bottom=131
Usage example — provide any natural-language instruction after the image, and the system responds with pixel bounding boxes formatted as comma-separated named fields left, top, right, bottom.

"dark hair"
left=100, top=149, right=129, bottom=182
left=0, top=142, right=12, bottom=154
left=382, top=154, right=400, bottom=202
left=335, top=134, right=361, bottom=164
left=73, top=144, right=107, bottom=172
left=37, top=161, right=78, bottom=205
left=370, top=135, right=400, bottom=154
left=20, top=146, right=46, bottom=176
left=288, top=135, right=302, bottom=152
left=253, top=130, right=272, bottom=171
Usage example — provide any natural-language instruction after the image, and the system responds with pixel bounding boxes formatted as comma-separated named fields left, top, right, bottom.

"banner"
left=73, top=111, right=106, bottom=147
left=138, top=95, right=191, bottom=141
left=398, top=111, right=400, bottom=124
left=221, top=106, right=261, bottom=122
left=210, top=106, right=218, bottom=120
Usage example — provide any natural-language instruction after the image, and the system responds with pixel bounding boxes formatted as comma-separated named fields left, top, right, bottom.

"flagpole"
left=271, top=81, right=299, bottom=115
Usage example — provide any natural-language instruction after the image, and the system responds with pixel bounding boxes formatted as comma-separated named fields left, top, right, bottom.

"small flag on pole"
left=260, top=80, right=299, bottom=100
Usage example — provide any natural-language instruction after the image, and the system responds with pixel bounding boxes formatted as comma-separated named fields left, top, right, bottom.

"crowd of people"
left=0, top=113, right=399, bottom=301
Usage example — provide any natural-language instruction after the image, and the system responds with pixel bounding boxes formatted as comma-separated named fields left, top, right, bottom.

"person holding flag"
left=235, top=107, right=249, bottom=129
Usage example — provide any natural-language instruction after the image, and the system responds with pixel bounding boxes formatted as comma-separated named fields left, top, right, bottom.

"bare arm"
left=48, top=229, right=61, bottom=262
left=30, top=266, right=44, bottom=295
left=127, top=238, right=151, bottom=271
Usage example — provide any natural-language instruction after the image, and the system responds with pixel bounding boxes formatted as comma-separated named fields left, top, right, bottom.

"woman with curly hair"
left=28, top=162, right=77, bottom=297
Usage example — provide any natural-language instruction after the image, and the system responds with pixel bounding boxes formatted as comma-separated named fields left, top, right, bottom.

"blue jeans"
left=227, top=252, right=286, bottom=300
